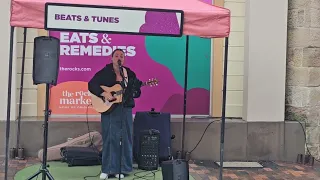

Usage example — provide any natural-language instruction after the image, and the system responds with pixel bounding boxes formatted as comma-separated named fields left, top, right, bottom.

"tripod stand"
left=27, top=83, right=54, bottom=180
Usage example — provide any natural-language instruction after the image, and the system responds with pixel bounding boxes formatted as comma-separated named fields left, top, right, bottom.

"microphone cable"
left=83, top=103, right=103, bottom=180
left=188, top=118, right=220, bottom=153
left=132, top=169, right=159, bottom=180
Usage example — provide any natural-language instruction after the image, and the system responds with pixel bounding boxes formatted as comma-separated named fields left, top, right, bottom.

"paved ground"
left=1, top=157, right=320, bottom=180
left=189, top=160, right=320, bottom=180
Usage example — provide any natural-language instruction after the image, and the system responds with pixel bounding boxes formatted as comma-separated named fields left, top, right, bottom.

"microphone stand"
left=118, top=64, right=127, bottom=180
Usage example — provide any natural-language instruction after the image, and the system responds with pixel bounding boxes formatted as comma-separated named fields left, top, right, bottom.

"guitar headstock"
left=144, top=78, right=159, bottom=87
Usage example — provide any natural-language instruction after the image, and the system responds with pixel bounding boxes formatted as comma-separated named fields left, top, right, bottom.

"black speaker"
left=33, top=36, right=60, bottom=85
left=161, top=159, right=189, bottom=180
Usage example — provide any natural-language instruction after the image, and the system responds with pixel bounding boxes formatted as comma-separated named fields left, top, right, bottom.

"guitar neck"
left=141, top=82, right=148, bottom=87
left=115, top=81, right=148, bottom=95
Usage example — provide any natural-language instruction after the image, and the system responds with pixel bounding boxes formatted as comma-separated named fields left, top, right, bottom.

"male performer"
left=88, top=49, right=142, bottom=179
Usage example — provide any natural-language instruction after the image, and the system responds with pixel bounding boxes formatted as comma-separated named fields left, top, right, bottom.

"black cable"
left=85, top=104, right=96, bottom=147
left=188, top=118, right=318, bottom=161
left=81, top=110, right=318, bottom=179
left=187, top=116, right=241, bottom=154
left=188, top=118, right=320, bottom=164
left=189, top=120, right=220, bottom=153
left=81, top=109, right=320, bottom=178
left=83, top=104, right=102, bottom=180
left=297, top=120, right=320, bottom=163
left=132, top=169, right=159, bottom=180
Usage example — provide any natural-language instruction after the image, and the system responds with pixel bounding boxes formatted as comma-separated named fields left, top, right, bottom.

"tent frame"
left=4, top=17, right=229, bottom=180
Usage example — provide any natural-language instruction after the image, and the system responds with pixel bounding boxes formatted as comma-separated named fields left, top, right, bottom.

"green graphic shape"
left=145, top=35, right=211, bottom=90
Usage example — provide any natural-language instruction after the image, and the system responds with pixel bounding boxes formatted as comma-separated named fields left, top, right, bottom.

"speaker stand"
left=27, top=84, right=54, bottom=180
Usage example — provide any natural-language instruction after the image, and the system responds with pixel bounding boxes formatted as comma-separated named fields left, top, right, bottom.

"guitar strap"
left=123, top=68, right=128, bottom=87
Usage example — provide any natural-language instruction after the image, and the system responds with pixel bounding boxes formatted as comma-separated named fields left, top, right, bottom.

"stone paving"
left=2, top=157, right=320, bottom=179
left=189, top=160, right=320, bottom=180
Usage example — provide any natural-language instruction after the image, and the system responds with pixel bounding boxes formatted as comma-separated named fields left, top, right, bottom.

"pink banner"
left=49, top=31, right=211, bottom=115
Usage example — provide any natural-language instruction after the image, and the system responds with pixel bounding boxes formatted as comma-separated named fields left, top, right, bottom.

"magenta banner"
left=49, top=31, right=211, bottom=115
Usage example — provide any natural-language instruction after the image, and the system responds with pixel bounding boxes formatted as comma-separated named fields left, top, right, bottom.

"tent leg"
left=15, top=27, right=27, bottom=157
left=219, top=37, right=229, bottom=180
left=4, top=26, right=15, bottom=180
left=181, top=35, right=189, bottom=157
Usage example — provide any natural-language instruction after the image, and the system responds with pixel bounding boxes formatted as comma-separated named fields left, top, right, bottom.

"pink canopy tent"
left=10, top=0, right=230, bottom=38
left=5, top=0, right=231, bottom=180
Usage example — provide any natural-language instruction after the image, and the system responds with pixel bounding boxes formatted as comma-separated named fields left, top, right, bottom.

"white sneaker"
left=115, top=174, right=124, bottom=179
left=100, top=173, right=108, bottom=179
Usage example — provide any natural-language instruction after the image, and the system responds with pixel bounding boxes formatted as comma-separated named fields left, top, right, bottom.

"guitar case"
left=133, top=109, right=174, bottom=163
left=60, top=146, right=102, bottom=167
left=37, top=131, right=103, bottom=162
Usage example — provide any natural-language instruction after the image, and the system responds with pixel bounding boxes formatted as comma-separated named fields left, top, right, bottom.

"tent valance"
left=10, top=0, right=230, bottom=38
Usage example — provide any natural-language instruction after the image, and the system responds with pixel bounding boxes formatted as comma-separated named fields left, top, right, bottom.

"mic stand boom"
left=27, top=83, right=54, bottom=180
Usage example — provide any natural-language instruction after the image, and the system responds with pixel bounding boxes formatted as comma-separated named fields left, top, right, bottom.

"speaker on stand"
left=27, top=36, right=60, bottom=180
left=32, top=36, right=60, bottom=85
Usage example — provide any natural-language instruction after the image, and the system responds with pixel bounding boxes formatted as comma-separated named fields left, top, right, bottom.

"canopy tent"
left=5, top=0, right=231, bottom=180
left=10, top=0, right=230, bottom=38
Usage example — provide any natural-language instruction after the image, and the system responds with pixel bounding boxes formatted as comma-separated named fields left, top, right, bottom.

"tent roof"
left=10, top=0, right=230, bottom=38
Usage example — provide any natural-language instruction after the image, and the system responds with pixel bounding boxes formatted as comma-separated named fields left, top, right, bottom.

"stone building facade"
left=286, top=0, right=320, bottom=158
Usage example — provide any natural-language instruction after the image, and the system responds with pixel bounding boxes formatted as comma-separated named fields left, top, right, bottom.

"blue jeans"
left=101, top=105, right=133, bottom=174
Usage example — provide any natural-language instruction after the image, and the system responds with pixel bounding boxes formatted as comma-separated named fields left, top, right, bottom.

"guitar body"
left=90, top=78, right=159, bottom=113
left=90, top=84, right=123, bottom=113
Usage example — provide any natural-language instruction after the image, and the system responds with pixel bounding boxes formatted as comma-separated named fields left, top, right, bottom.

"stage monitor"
left=45, top=3, right=184, bottom=37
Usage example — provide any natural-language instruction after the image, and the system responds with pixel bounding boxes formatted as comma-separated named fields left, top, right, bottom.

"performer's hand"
left=102, top=92, right=115, bottom=101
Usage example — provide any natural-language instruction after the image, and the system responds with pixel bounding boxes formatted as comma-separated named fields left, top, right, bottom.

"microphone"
left=118, top=59, right=124, bottom=75
left=117, top=59, right=122, bottom=67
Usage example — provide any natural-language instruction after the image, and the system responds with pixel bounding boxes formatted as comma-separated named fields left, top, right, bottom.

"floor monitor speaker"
left=161, top=159, right=189, bottom=180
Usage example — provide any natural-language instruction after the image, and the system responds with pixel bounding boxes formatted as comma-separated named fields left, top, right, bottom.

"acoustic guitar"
left=90, top=78, right=159, bottom=113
